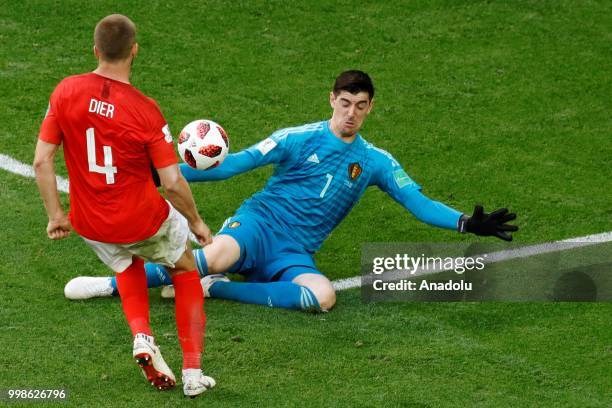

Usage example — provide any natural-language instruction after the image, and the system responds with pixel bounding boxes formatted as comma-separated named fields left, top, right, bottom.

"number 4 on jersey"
left=86, top=128, right=117, bottom=184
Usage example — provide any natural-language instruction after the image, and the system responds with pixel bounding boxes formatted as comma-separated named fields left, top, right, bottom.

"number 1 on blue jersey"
left=320, top=173, right=333, bottom=198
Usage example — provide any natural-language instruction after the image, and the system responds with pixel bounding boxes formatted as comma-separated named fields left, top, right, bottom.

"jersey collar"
left=324, top=120, right=361, bottom=149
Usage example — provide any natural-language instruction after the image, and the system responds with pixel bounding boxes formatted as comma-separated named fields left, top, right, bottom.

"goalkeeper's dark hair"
left=333, top=70, right=375, bottom=100
left=94, top=14, right=136, bottom=62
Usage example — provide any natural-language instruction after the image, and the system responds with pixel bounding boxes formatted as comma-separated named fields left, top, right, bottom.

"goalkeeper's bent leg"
left=209, top=280, right=321, bottom=312
left=208, top=265, right=333, bottom=312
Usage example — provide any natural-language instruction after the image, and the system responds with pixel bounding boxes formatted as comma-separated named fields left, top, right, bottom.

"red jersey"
left=39, top=73, right=177, bottom=243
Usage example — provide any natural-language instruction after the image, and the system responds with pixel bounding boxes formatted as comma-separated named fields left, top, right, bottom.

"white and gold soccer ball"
left=177, top=119, right=229, bottom=170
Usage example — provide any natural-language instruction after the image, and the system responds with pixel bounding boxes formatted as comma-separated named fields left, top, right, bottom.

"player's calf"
left=167, top=248, right=209, bottom=390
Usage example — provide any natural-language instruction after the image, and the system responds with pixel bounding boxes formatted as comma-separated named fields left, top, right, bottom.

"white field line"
left=0, top=153, right=69, bottom=193
left=1, top=153, right=610, bottom=292
left=334, top=231, right=612, bottom=290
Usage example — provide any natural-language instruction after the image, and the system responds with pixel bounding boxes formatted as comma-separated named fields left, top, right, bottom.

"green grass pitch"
left=1, top=0, right=611, bottom=406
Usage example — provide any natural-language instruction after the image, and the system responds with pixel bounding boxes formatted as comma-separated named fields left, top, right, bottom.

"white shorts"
left=83, top=203, right=189, bottom=273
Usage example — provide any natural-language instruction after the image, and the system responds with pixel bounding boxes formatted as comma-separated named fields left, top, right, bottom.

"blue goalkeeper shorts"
left=217, top=212, right=322, bottom=283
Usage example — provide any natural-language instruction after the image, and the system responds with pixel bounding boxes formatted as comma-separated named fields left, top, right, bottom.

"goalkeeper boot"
left=64, top=277, right=114, bottom=300
left=201, top=274, right=230, bottom=297
left=133, top=333, right=176, bottom=390
left=161, top=274, right=229, bottom=299
left=160, top=285, right=175, bottom=299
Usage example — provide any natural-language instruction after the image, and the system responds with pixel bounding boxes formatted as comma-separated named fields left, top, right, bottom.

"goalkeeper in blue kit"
left=65, top=70, right=518, bottom=312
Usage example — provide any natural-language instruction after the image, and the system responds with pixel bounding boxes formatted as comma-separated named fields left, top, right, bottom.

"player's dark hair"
left=333, top=70, right=374, bottom=100
left=94, top=14, right=136, bottom=62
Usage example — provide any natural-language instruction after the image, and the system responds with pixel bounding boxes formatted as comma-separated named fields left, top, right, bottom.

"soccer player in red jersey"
left=33, top=14, right=215, bottom=397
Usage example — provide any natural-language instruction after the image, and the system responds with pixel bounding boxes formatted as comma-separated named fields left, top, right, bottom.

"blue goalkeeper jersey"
left=182, top=120, right=462, bottom=254
left=239, top=121, right=420, bottom=253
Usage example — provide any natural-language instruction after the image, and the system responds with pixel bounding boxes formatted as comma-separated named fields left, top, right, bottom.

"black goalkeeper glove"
left=458, top=205, right=518, bottom=241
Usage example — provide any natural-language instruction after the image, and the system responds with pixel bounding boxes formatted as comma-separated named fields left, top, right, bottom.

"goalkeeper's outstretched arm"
left=180, top=150, right=259, bottom=182
left=372, top=156, right=518, bottom=241
left=180, top=131, right=292, bottom=182
left=395, top=189, right=518, bottom=241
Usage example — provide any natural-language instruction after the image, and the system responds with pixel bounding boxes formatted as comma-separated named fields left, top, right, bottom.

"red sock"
left=115, top=257, right=152, bottom=336
left=171, top=270, right=205, bottom=369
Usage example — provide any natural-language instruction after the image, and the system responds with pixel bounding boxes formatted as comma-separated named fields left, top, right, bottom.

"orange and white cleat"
left=133, top=333, right=176, bottom=390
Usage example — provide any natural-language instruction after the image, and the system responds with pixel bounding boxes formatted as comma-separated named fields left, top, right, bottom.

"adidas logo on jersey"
left=307, top=153, right=320, bottom=164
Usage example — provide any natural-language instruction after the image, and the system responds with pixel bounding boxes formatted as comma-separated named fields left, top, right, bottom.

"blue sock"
left=110, top=262, right=172, bottom=295
left=145, top=263, right=173, bottom=287
left=110, top=248, right=208, bottom=295
left=209, top=281, right=321, bottom=312
left=193, top=248, right=208, bottom=276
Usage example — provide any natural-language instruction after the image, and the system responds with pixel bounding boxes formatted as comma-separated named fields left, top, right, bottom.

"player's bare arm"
left=33, top=139, right=71, bottom=240
left=157, top=164, right=212, bottom=246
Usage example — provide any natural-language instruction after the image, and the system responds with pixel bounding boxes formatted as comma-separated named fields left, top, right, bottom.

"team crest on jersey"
left=348, top=163, right=362, bottom=180
left=228, top=221, right=241, bottom=229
